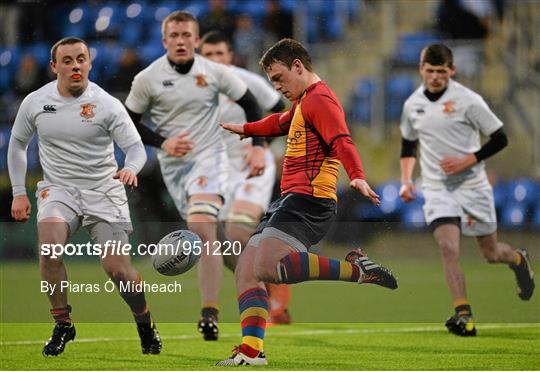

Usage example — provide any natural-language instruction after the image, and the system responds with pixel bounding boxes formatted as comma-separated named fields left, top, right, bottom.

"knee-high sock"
left=119, top=275, right=151, bottom=323
left=277, top=252, right=360, bottom=284
left=238, top=288, right=268, bottom=358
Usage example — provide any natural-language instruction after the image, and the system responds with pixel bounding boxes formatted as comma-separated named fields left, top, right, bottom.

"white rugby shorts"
left=219, top=148, right=276, bottom=220
left=36, top=181, right=132, bottom=235
left=159, top=144, right=229, bottom=219
left=422, top=181, right=497, bottom=236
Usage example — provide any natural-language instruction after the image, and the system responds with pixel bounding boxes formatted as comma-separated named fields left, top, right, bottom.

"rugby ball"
left=152, top=230, right=202, bottom=276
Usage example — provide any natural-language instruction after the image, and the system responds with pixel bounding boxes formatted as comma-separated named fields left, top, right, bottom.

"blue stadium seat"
left=500, top=203, right=527, bottom=229
left=326, top=15, right=345, bottom=40
left=395, top=32, right=440, bottom=65
left=140, top=42, right=165, bottom=65
left=235, top=1, right=267, bottom=22
left=280, top=0, right=297, bottom=13
left=532, top=201, right=540, bottom=230
left=119, top=21, right=145, bottom=47
left=0, top=48, right=18, bottom=93
left=24, top=43, right=50, bottom=68
left=354, top=203, right=385, bottom=220
left=183, top=0, right=209, bottom=18
left=401, top=200, right=426, bottom=230
left=376, top=181, right=404, bottom=216
left=506, top=178, right=538, bottom=207
left=63, top=4, right=93, bottom=39
left=492, top=180, right=507, bottom=211
left=347, top=0, right=361, bottom=22
left=0, top=127, right=11, bottom=171
left=385, top=75, right=415, bottom=121
left=349, top=78, right=374, bottom=123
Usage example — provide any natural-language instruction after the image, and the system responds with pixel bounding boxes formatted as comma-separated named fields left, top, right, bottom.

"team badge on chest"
left=442, top=100, right=456, bottom=114
left=195, top=74, right=208, bottom=87
left=80, top=103, right=96, bottom=119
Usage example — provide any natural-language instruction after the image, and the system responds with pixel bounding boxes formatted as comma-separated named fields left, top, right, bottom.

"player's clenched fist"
left=161, top=132, right=194, bottom=157
left=350, top=178, right=380, bottom=206
left=114, top=168, right=138, bottom=187
left=399, top=182, right=416, bottom=203
left=11, top=195, right=31, bottom=222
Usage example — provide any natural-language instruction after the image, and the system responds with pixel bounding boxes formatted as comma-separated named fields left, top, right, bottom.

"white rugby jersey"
left=400, top=79, right=503, bottom=187
left=218, top=65, right=281, bottom=157
left=125, top=54, right=247, bottom=161
left=12, top=81, right=141, bottom=189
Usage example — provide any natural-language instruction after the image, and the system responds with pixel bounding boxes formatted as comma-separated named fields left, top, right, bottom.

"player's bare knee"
left=437, top=239, right=460, bottom=260
left=104, top=266, right=131, bottom=283
left=253, top=253, right=279, bottom=283
left=39, top=253, right=64, bottom=267
left=482, top=249, right=500, bottom=263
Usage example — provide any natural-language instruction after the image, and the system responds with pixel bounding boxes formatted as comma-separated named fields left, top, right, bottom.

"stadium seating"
left=394, top=32, right=441, bottom=65
left=348, top=77, right=375, bottom=124
left=0, top=47, right=20, bottom=94
left=0, top=127, right=10, bottom=171
left=506, top=177, right=538, bottom=208
left=385, top=74, right=415, bottom=121
left=500, top=202, right=528, bottom=229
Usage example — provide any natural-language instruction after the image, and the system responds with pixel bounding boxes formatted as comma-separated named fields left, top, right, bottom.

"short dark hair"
left=420, top=44, right=453, bottom=67
left=259, top=38, right=313, bottom=72
left=50, top=37, right=90, bottom=63
left=200, top=30, right=232, bottom=50
left=162, top=10, right=198, bottom=36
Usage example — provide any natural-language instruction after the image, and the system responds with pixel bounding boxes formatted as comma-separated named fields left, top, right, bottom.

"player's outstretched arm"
left=7, top=136, right=31, bottom=222
left=350, top=179, right=380, bottom=206
left=220, top=123, right=245, bottom=135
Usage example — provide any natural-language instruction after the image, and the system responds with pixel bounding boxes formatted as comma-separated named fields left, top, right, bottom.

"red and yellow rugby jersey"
left=244, top=81, right=365, bottom=201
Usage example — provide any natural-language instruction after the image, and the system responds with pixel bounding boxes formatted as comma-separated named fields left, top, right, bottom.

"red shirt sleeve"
left=302, top=92, right=365, bottom=180
left=244, top=104, right=294, bottom=137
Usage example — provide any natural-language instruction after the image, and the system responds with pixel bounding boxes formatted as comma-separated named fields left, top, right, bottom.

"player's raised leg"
left=188, top=194, right=223, bottom=341
left=38, top=217, right=76, bottom=357
left=217, top=227, right=397, bottom=366
left=92, top=222, right=161, bottom=354
left=476, top=232, right=534, bottom=300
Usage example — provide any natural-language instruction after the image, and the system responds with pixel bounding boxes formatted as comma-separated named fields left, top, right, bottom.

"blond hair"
left=161, top=11, right=198, bottom=37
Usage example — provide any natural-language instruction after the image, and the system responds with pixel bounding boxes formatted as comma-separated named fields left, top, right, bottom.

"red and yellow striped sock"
left=238, top=288, right=268, bottom=358
left=277, top=252, right=360, bottom=284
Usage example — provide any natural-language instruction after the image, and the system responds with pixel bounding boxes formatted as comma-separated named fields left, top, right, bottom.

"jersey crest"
left=195, top=74, right=208, bottom=87
left=40, top=189, right=50, bottom=200
left=80, top=103, right=96, bottom=119
left=197, top=176, right=208, bottom=187
left=442, top=100, right=456, bottom=114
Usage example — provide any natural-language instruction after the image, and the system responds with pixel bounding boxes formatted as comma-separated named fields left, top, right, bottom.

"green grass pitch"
left=1, top=232, right=539, bottom=370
